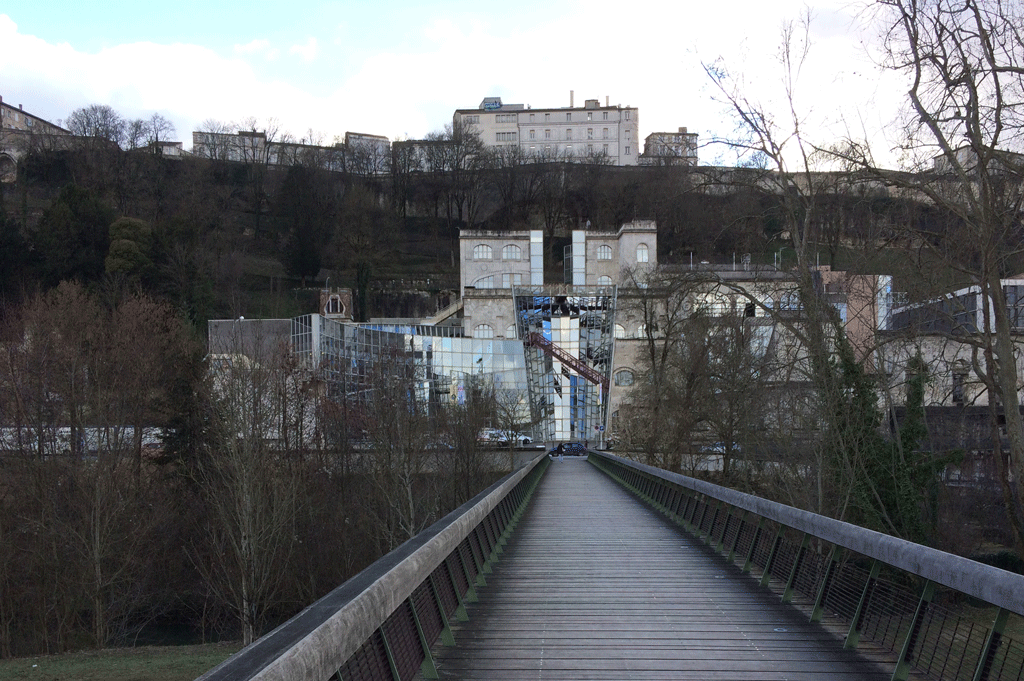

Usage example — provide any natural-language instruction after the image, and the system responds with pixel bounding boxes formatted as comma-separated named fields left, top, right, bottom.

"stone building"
left=454, top=94, right=641, bottom=166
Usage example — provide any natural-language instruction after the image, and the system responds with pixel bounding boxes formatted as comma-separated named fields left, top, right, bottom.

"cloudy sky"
left=0, top=1, right=908, bottom=165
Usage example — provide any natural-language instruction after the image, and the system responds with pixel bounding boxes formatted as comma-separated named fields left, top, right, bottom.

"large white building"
left=454, top=94, right=641, bottom=166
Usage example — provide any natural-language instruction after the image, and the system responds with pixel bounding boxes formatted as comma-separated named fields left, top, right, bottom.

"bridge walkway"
left=430, top=456, right=889, bottom=680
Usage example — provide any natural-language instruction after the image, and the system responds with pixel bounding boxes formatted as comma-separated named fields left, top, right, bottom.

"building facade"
left=0, top=95, right=70, bottom=182
left=454, top=95, right=640, bottom=166
left=640, top=127, right=699, bottom=166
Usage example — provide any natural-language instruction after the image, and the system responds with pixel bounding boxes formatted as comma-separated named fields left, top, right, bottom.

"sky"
left=0, top=1, right=909, bottom=166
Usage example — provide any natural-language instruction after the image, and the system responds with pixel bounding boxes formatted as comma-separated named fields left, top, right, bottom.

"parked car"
left=549, top=442, right=587, bottom=456
left=479, top=429, right=533, bottom=447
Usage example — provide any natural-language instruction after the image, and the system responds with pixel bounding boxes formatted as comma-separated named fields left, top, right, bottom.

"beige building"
left=0, top=95, right=70, bottom=182
left=454, top=94, right=640, bottom=166
left=640, top=127, right=699, bottom=166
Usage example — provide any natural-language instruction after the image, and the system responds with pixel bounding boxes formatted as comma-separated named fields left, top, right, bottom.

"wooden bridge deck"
left=431, top=456, right=889, bottom=680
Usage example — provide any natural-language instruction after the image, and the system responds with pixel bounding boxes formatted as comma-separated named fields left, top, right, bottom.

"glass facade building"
left=289, top=284, right=616, bottom=443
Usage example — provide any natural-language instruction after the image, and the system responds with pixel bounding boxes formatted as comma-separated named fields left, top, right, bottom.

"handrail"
left=588, top=451, right=1024, bottom=681
left=197, top=454, right=549, bottom=681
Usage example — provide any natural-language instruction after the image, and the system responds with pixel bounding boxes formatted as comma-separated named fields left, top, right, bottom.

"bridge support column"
left=727, top=510, right=748, bottom=562
left=845, top=558, right=881, bottom=649
left=972, top=607, right=1009, bottom=681
left=782, top=532, right=810, bottom=603
left=759, top=524, right=785, bottom=587
left=410, top=594, right=440, bottom=679
left=811, top=545, right=843, bottom=622
left=892, top=579, right=935, bottom=680
left=742, top=518, right=765, bottom=573
left=428, top=573, right=457, bottom=646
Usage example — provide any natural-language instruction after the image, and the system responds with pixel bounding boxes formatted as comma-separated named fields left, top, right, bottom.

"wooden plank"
left=430, top=458, right=890, bottom=680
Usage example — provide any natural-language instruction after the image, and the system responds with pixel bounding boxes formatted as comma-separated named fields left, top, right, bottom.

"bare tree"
left=425, top=120, right=486, bottom=230
left=837, top=0, right=1024, bottom=554
left=703, top=16, right=880, bottom=520
left=193, top=119, right=238, bottom=161
left=65, top=104, right=126, bottom=147
left=362, top=355, right=436, bottom=550
left=193, top=328, right=300, bottom=646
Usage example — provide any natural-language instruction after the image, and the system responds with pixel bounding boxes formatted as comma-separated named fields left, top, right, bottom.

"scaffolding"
left=513, top=285, right=617, bottom=444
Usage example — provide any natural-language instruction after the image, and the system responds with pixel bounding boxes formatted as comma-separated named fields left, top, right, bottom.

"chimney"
left=606, top=96, right=609, bottom=106
left=570, top=90, right=574, bottom=107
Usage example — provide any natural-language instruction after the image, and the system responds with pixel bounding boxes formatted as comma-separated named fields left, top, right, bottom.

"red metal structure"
left=525, top=332, right=609, bottom=390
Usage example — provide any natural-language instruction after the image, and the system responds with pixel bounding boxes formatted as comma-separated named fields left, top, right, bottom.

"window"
left=636, top=243, right=649, bottom=263
left=506, top=324, right=517, bottom=339
left=474, top=324, right=494, bottom=339
left=587, top=128, right=593, bottom=139
left=597, top=244, right=612, bottom=260
left=529, top=129, right=536, bottom=140
left=603, top=111, right=609, bottom=120
left=473, top=244, right=492, bottom=259
left=566, top=128, right=572, bottom=140
left=636, top=323, right=647, bottom=338
left=603, top=128, right=609, bottom=139
left=474, top=276, right=495, bottom=289
left=545, top=129, right=551, bottom=140
left=566, top=113, right=572, bottom=121
left=502, top=273, right=523, bottom=288
left=545, top=113, right=550, bottom=121
left=495, top=113, right=518, bottom=123
left=496, top=132, right=517, bottom=142
left=625, top=146, right=631, bottom=155
left=529, top=113, right=535, bottom=122
left=603, top=144, right=608, bottom=154
left=588, top=112, right=593, bottom=120
left=625, top=110, right=631, bottom=120
left=598, top=275, right=613, bottom=286
left=587, top=144, right=593, bottom=155
left=502, top=244, right=522, bottom=260
left=463, top=115, right=479, bottom=124
left=614, top=369, right=635, bottom=387
left=614, top=324, right=626, bottom=339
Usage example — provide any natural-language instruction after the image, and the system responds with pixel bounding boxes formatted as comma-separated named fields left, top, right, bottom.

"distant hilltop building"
left=0, top=95, right=70, bottom=182
left=454, top=93, right=642, bottom=166
left=640, top=127, right=699, bottom=167
left=191, top=129, right=391, bottom=175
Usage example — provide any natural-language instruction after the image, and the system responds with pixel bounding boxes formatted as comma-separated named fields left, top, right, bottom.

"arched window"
left=505, top=324, right=517, bottom=339
left=614, top=369, right=635, bottom=386
left=474, top=324, right=494, bottom=339
left=597, top=244, right=612, bottom=260
left=598, top=275, right=613, bottom=286
left=636, top=243, right=649, bottom=263
left=502, top=273, right=523, bottom=288
left=502, top=244, right=522, bottom=260
left=614, top=324, right=626, bottom=339
left=473, top=244, right=492, bottom=259
left=636, top=323, right=647, bottom=338
left=474, top=276, right=495, bottom=289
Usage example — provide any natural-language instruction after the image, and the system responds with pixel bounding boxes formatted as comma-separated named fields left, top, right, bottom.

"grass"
left=0, top=642, right=242, bottom=681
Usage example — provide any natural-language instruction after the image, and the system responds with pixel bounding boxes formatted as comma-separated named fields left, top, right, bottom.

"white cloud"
left=233, top=38, right=279, bottom=60
left=0, top=4, right=908, bottom=166
left=288, top=37, right=318, bottom=63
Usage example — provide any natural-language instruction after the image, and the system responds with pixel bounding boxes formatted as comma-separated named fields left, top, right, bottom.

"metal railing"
left=197, top=454, right=549, bottom=681
left=588, top=451, right=1024, bottom=681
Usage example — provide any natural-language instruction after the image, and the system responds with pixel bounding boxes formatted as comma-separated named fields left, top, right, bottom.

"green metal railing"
left=589, top=451, right=1024, bottom=681
left=197, top=454, right=549, bottom=681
